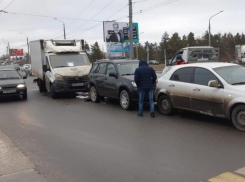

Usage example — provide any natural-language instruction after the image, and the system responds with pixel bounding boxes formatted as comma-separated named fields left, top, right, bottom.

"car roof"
left=175, top=62, right=237, bottom=69
left=0, top=67, right=16, bottom=71
left=95, top=59, right=139, bottom=64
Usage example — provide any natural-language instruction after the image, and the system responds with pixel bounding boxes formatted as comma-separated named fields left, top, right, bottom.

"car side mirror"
left=109, top=72, right=117, bottom=78
left=23, top=76, right=27, bottom=79
left=43, top=65, right=48, bottom=72
left=208, top=80, right=221, bottom=88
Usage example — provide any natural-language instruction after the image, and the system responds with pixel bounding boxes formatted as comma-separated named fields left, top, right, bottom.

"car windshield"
left=214, top=65, right=245, bottom=85
left=117, top=63, right=139, bottom=76
left=50, top=54, right=90, bottom=68
left=0, top=70, right=21, bottom=80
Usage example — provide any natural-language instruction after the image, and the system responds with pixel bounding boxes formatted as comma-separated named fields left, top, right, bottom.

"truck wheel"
left=119, top=90, right=131, bottom=110
left=51, top=84, right=58, bottom=99
left=231, top=105, right=245, bottom=132
left=22, top=94, right=27, bottom=100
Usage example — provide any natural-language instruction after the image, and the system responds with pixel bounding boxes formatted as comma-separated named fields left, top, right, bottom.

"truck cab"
left=31, top=39, right=91, bottom=98
left=162, top=46, right=219, bottom=75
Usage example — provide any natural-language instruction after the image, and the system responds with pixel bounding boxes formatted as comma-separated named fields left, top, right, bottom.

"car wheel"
left=158, top=95, right=173, bottom=115
left=120, top=90, right=131, bottom=110
left=22, top=94, right=27, bottom=100
left=90, top=86, right=100, bottom=103
left=51, top=84, right=58, bottom=99
left=231, top=105, right=245, bottom=131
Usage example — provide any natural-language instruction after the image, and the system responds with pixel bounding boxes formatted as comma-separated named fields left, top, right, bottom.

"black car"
left=0, top=67, right=27, bottom=100
left=89, top=59, right=139, bottom=110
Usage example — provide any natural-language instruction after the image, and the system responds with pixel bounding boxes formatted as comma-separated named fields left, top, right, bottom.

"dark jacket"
left=106, top=32, right=123, bottom=43
left=134, top=60, right=157, bottom=90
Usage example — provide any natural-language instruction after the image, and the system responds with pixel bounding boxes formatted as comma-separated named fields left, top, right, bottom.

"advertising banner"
left=106, top=43, right=130, bottom=53
left=103, top=21, right=139, bottom=43
left=9, top=49, right=24, bottom=56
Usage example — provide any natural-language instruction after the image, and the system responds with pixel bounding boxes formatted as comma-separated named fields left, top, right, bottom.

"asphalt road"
left=0, top=77, right=245, bottom=182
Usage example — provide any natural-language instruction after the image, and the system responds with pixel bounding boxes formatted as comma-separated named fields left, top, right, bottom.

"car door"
left=168, top=67, right=195, bottom=109
left=191, top=67, right=224, bottom=116
left=94, top=63, right=107, bottom=95
left=103, top=63, right=118, bottom=98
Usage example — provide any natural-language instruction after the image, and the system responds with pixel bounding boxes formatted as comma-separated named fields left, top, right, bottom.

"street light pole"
left=54, top=18, right=66, bottom=40
left=209, top=10, right=223, bottom=46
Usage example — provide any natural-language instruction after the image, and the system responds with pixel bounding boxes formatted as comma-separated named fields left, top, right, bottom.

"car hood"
left=232, top=85, right=245, bottom=92
left=121, top=75, right=134, bottom=81
left=0, top=79, right=24, bottom=86
left=53, top=65, right=91, bottom=77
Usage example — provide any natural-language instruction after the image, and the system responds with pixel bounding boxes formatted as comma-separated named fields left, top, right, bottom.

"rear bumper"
left=53, top=80, right=89, bottom=93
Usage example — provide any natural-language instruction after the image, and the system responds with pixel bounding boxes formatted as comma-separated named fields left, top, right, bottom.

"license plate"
left=72, top=83, right=84, bottom=87
left=3, top=90, right=16, bottom=94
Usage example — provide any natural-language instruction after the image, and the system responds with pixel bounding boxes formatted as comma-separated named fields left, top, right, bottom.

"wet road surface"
left=0, top=77, right=245, bottom=182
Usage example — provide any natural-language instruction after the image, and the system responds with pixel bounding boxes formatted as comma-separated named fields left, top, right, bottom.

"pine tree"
left=90, top=42, right=103, bottom=62
left=187, top=32, right=196, bottom=46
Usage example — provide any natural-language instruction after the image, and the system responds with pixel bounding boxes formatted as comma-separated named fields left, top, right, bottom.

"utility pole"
left=63, top=23, right=66, bottom=40
left=129, top=0, right=134, bottom=59
left=164, top=48, right=167, bottom=65
left=136, top=44, right=139, bottom=60
left=146, top=41, right=149, bottom=62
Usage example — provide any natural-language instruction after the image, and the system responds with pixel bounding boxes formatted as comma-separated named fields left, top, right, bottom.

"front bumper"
left=0, top=88, right=27, bottom=97
left=53, top=80, right=89, bottom=93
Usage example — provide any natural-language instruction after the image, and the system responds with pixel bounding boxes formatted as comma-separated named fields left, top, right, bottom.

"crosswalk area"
left=206, top=167, right=245, bottom=182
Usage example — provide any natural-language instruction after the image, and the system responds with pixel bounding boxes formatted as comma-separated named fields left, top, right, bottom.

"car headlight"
left=17, top=84, right=26, bottom=88
left=132, top=82, right=137, bottom=87
left=55, top=74, right=64, bottom=81
left=0, top=87, right=1, bottom=90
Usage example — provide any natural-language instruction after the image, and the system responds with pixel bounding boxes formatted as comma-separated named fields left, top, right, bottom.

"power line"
left=0, top=0, right=15, bottom=15
left=0, top=11, right=103, bottom=22
left=62, top=0, right=115, bottom=39
left=3, top=0, right=15, bottom=10
left=0, top=24, right=61, bottom=32
left=66, top=0, right=96, bottom=29
left=66, top=3, right=128, bottom=39
left=0, top=0, right=4, bottom=4
left=115, top=0, right=177, bottom=21
left=106, top=4, right=128, bottom=21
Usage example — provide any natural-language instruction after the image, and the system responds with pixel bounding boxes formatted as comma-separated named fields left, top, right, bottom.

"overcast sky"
left=0, top=0, right=244, bottom=55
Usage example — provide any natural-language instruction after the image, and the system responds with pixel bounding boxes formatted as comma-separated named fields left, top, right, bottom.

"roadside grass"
left=150, top=64, right=165, bottom=72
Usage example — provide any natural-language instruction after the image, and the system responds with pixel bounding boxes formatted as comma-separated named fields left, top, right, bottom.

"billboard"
left=103, top=21, right=139, bottom=43
left=106, top=43, right=130, bottom=53
left=9, top=49, right=24, bottom=56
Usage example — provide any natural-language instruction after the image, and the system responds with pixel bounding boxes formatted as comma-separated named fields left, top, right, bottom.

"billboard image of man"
left=106, top=22, right=124, bottom=43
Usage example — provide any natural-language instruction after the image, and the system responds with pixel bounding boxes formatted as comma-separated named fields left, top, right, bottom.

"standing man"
left=175, top=55, right=186, bottom=65
left=106, top=22, right=123, bottom=43
left=134, top=59, right=157, bottom=117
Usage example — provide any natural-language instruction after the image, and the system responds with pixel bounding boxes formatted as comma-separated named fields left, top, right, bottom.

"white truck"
left=30, top=39, right=91, bottom=98
left=235, top=45, right=245, bottom=63
left=162, top=46, right=219, bottom=75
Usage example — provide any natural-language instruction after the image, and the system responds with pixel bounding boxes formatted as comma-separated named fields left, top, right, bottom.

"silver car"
left=155, top=63, right=245, bottom=131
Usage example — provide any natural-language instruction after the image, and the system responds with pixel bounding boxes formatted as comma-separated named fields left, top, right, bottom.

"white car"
left=155, top=62, right=245, bottom=131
